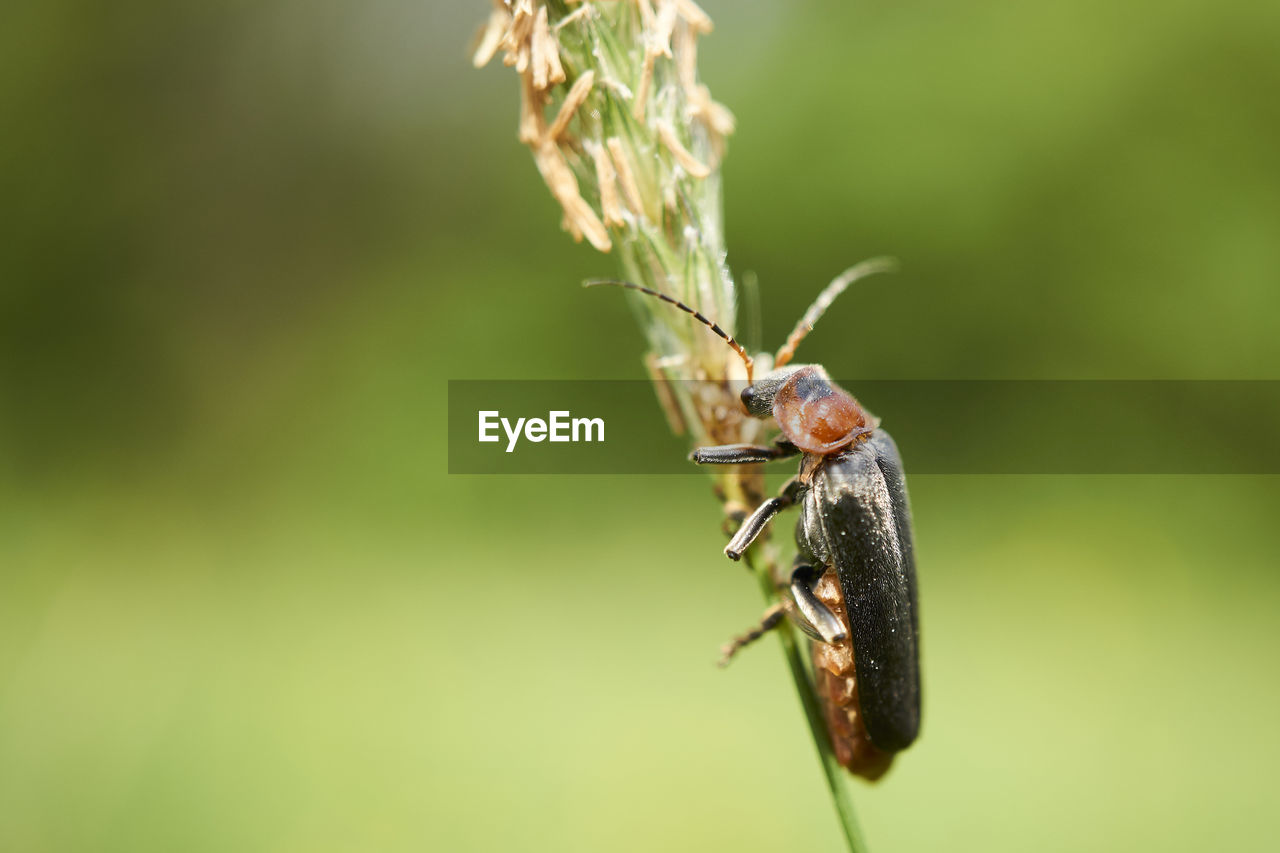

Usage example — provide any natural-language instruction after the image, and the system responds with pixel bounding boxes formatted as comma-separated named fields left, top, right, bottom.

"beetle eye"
left=740, top=383, right=775, bottom=418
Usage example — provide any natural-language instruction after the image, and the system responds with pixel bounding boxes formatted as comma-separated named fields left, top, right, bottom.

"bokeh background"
left=3, top=1, right=1279, bottom=851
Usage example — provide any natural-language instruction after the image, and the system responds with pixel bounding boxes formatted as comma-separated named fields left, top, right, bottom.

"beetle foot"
left=716, top=603, right=785, bottom=668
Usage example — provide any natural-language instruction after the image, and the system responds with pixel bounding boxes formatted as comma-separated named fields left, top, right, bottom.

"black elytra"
left=797, top=431, right=920, bottom=752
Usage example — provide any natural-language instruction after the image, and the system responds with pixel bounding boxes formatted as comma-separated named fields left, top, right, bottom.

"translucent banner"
left=447, top=380, right=1280, bottom=474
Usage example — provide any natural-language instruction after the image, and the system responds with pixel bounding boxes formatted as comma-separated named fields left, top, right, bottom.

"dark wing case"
left=800, top=430, right=920, bottom=751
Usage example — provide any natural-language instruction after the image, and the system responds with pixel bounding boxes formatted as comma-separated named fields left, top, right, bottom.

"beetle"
left=589, top=259, right=919, bottom=780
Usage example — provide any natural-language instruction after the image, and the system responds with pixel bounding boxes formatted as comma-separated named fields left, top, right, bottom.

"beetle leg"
left=717, top=562, right=847, bottom=665
left=716, top=603, right=785, bottom=668
left=690, top=441, right=800, bottom=465
left=788, top=563, right=848, bottom=644
left=724, top=477, right=805, bottom=560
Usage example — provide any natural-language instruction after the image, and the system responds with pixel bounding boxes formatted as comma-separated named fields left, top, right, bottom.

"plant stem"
left=745, top=550, right=869, bottom=853
left=475, top=5, right=870, bottom=849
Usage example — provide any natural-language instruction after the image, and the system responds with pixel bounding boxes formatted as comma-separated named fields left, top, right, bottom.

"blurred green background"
left=2, top=1, right=1279, bottom=850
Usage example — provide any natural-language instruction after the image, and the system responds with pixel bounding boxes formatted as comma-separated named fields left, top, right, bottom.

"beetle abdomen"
left=800, top=431, right=921, bottom=754
left=811, top=569, right=894, bottom=780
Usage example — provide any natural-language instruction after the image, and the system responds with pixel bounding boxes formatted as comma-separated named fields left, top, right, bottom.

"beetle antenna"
left=584, top=279, right=754, bottom=382
left=774, top=257, right=899, bottom=368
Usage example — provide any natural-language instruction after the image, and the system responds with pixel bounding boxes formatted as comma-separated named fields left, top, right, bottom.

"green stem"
left=746, top=553, right=870, bottom=853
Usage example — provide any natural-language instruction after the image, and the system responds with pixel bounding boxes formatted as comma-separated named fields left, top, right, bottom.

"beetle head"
left=739, top=365, right=802, bottom=418
left=743, top=365, right=875, bottom=454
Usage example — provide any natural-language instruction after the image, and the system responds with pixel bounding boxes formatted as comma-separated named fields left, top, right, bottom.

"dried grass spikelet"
left=656, top=119, right=711, bottom=179
left=673, top=21, right=734, bottom=159
left=502, top=0, right=536, bottom=72
left=587, top=140, right=627, bottom=229
left=517, top=70, right=545, bottom=144
left=548, top=70, right=594, bottom=141
left=530, top=6, right=565, bottom=90
left=532, top=138, right=611, bottom=252
left=675, top=0, right=713, bottom=34
left=605, top=136, right=647, bottom=221
left=471, top=7, right=510, bottom=68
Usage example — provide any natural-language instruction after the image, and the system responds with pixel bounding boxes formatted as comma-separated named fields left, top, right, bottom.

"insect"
left=588, top=259, right=919, bottom=780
